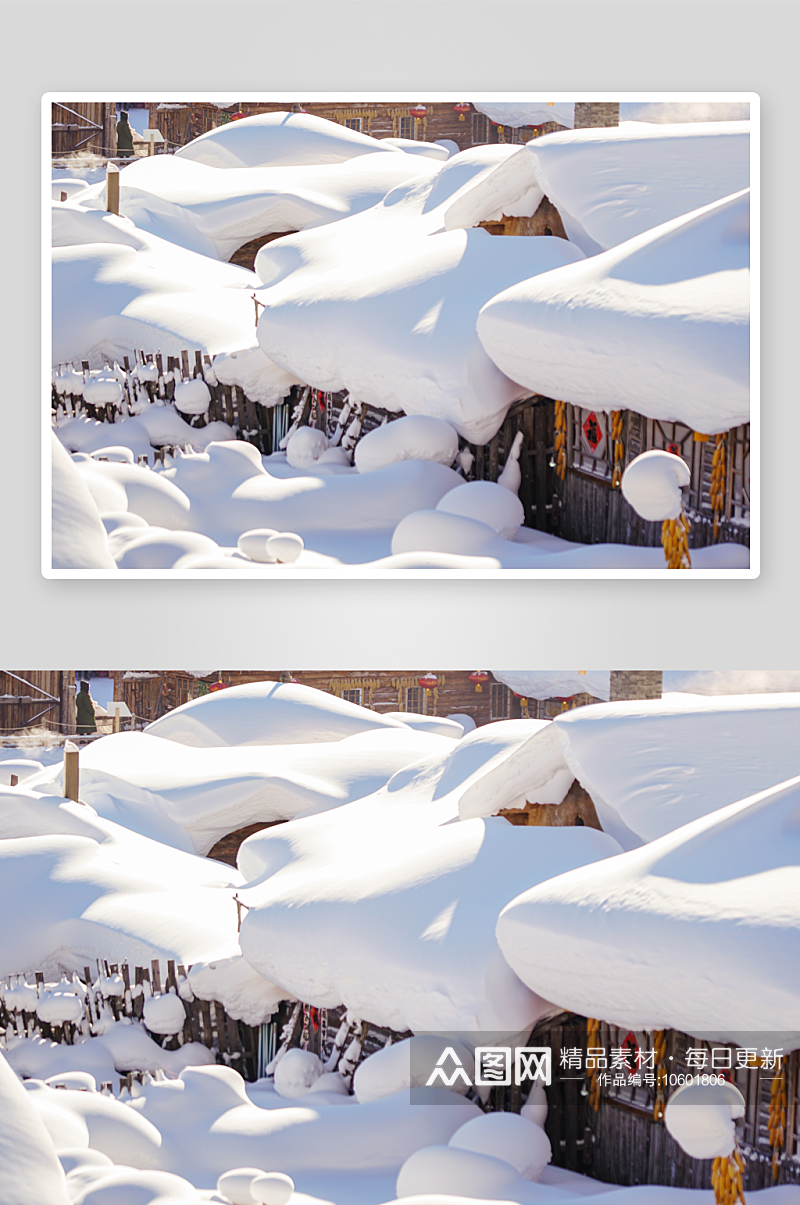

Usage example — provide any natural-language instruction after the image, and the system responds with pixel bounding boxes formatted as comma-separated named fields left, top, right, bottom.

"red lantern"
left=209, top=680, right=228, bottom=692
left=229, top=111, right=247, bottom=122
left=469, top=671, right=490, bottom=694
left=409, top=104, right=427, bottom=119
left=453, top=102, right=471, bottom=122
left=418, top=673, right=438, bottom=691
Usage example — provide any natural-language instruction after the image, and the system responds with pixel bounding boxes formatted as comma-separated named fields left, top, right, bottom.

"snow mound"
left=285, top=427, right=329, bottom=469
left=493, top=671, right=610, bottom=702
left=173, top=378, right=211, bottom=416
left=477, top=189, right=750, bottom=434
left=251, top=1172, right=295, bottom=1205
left=355, top=416, right=459, bottom=474
left=115, top=530, right=221, bottom=570
left=238, top=729, right=621, bottom=1032
left=621, top=450, right=691, bottom=522
left=448, top=1111, right=552, bottom=1179
left=353, top=1038, right=475, bottom=1104
left=143, top=992, right=186, bottom=1036
left=238, top=529, right=279, bottom=562
left=255, top=146, right=585, bottom=444
left=496, top=774, right=800, bottom=1043
left=144, top=680, right=409, bottom=748
left=436, top=480, right=524, bottom=540
left=176, top=110, right=405, bottom=170
left=396, top=1144, right=529, bottom=1201
left=664, top=1079, right=745, bottom=1159
left=273, top=1048, right=323, bottom=1098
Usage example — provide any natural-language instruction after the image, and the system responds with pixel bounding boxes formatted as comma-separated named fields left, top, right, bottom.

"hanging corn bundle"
left=712, top=1146, right=746, bottom=1205
left=611, top=410, right=625, bottom=488
left=652, top=1029, right=669, bottom=1121
left=661, top=513, right=692, bottom=569
left=769, top=1058, right=787, bottom=1182
left=554, top=399, right=567, bottom=481
left=710, top=433, right=727, bottom=540
left=586, top=1017, right=602, bottom=1112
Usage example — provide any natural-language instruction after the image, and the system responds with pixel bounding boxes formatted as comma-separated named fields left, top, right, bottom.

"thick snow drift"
left=0, top=787, right=247, bottom=981
left=255, top=146, right=585, bottom=444
left=621, top=451, right=691, bottom=522
left=492, top=671, right=611, bottom=701
left=523, top=120, right=750, bottom=255
left=238, top=723, right=621, bottom=1033
left=52, top=205, right=268, bottom=368
left=144, top=680, right=410, bottom=748
left=26, top=725, right=453, bottom=855
left=69, top=152, right=438, bottom=261
left=477, top=189, right=750, bottom=434
left=456, top=692, right=800, bottom=850
left=175, top=110, right=406, bottom=170
left=0, top=1053, right=72, bottom=1205
left=496, top=774, right=800, bottom=1045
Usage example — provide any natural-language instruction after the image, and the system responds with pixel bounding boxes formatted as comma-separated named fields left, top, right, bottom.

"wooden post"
left=113, top=708, right=120, bottom=734
left=9, top=774, right=18, bottom=787
left=63, top=741, right=79, bottom=803
left=106, top=163, right=120, bottom=215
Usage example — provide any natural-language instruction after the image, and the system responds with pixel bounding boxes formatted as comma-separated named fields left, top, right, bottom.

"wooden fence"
left=53, top=356, right=749, bottom=551
left=0, top=959, right=260, bottom=1089
left=533, top=1014, right=799, bottom=1191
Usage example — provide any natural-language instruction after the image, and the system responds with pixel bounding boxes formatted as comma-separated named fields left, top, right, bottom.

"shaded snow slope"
left=0, top=1054, right=72, bottom=1205
left=496, top=774, right=800, bottom=1045
left=0, top=788, right=247, bottom=980
left=175, top=109, right=406, bottom=170
left=51, top=434, right=117, bottom=571
left=68, top=152, right=439, bottom=260
left=457, top=693, right=800, bottom=850
left=52, top=205, right=270, bottom=368
left=254, top=146, right=585, bottom=444
left=144, top=680, right=410, bottom=747
left=522, top=120, right=750, bottom=255
left=477, top=189, right=749, bottom=433
left=238, top=723, right=622, bottom=1033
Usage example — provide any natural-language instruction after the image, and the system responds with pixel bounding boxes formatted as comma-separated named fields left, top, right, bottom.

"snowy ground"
left=50, top=109, right=752, bottom=575
left=1, top=678, right=796, bottom=1204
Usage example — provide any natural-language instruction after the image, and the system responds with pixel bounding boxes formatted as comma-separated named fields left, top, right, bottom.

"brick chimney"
left=574, top=102, right=620, bottom=129
left=609, top=671, right=663, bottom=702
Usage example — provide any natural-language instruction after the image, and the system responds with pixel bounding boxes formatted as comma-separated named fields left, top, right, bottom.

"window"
left=341, top=688, right=362, bottom=706
left=472, top=112, right=490, bottom=144
left=491, top=683, right=510, bottom=719
left=396, top=116, right=415, bottom=140
left=405, top=686, right=425, bottom=714
left=343, top=117, right=362, bottom=132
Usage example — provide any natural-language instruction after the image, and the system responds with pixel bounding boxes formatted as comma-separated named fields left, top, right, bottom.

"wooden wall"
left=114, top=670, right=601, bottom=731
left=52, top=102, right=113, bottom=157
left=0, top=671, right=66, bottom=736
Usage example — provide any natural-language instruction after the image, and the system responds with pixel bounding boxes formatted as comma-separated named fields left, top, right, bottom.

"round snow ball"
left=621, top=449, right=691, bottom=522
left=391, top=509, right=499, bottom=558
left=354, top=415, right=459, bottom=474
left=238, top=528, right=280, bottom=563
left=449, top=1111, right=552, bottom=1180
left=273, top=1048, right=323, bottom=1098
left=286, top=426, right=329, bottom=469
left=437, top=480, right=524, bottom=541
left=173, top=378, right=212, bottom=416
left=217, top=1168, right=266, bottom=1205
left=143, top=992, right=186, bottom=1036
left=354, top=1037, right=474, bottom=1104
left=664, top=1079, right=745, bottom=1160
left=265, top=533, right=304, bottom=564
left=251, top=1172, right=295, bottom=1205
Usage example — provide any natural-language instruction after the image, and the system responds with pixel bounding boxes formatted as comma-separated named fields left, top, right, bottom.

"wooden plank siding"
left=0, top=671, right=67, bottom=735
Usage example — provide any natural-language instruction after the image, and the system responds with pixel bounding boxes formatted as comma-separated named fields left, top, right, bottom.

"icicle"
left=498, top=431, right=524, bottom=495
